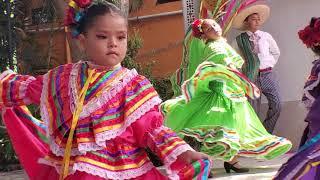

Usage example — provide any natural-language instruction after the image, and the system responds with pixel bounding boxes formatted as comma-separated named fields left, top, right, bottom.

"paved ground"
left=211, top=154, right=291, bottom=179
left=0, top=170, right=27, bottom=180
left=0, top=154, right=292, bottom=180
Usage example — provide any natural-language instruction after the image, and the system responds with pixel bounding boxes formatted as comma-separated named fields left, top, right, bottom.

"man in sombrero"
left=232, top=1, right=281, bottom=134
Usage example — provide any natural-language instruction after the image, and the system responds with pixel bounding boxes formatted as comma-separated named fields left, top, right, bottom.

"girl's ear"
left=201, top=34, right=208, bottom=42
left=200, top=33, right=205, bottom=39
left=78, top=34, right=86, bottom=51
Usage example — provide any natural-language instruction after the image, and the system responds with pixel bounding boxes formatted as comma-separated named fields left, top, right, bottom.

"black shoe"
left=224, top=162, right=249, bottom=173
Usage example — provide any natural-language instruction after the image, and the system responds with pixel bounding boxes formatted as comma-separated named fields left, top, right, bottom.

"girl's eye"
left=118, top=36, right=127, bottom=40
left=96, top=35, right=107, bottom=39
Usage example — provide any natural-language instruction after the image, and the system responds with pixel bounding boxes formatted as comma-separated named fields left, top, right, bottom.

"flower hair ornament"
left=192, top=19, right=204, bottom=39
left=64, top=0, right=120, bottom=38
left=298, top=17, right=320, bottom=48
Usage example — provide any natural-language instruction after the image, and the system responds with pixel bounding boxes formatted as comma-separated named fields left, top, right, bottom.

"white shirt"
left=231, top=30, right=280, bottom=69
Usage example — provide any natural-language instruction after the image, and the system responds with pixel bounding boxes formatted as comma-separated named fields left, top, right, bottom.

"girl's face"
left=202, top=19, right=222, bottom=40
left=79, top=13, right=127, bottom=67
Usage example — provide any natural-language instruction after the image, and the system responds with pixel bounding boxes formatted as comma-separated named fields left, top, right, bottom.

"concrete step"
left=0, top=154, right=292, bottom=180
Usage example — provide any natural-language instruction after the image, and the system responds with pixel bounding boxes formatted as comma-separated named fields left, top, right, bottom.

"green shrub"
left=0, top=121, right=20, bottom=171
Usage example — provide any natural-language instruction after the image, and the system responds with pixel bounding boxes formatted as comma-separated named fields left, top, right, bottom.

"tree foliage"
left=0, top=0, right=172, bottom=171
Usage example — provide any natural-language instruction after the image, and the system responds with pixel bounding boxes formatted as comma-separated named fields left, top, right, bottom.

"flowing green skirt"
left=161, top=62, right=292, bottom=161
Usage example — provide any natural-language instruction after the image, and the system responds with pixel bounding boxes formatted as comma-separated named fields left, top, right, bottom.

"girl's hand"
left=177, top=150, right=211, bottom=164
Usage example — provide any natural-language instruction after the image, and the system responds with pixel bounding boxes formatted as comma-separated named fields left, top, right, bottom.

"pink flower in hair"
left=314, top=19, right=320, bottom=29
left=192, top=19, right=204, bottom=39
left=75, top=0, right=92, bottom=8
left=299, top=20, right=320, bottom=48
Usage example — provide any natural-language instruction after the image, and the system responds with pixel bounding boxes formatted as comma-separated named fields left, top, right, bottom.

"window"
left=156, top=0, right=180, bottom=4
left=31, top=3, right=55, bottom=25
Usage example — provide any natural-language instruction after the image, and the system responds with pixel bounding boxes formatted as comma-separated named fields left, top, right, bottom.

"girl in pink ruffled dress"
left=0, top=1, right=211, bottom=179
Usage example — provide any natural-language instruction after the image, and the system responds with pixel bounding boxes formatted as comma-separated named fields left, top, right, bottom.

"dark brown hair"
left=77, top=2, right=127, bottom=35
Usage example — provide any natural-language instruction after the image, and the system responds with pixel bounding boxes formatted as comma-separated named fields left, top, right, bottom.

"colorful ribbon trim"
left=60, top=69, right=100, bottom=180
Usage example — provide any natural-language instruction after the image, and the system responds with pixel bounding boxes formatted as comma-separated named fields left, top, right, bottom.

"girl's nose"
left=108, top=37, right=117, bottom=47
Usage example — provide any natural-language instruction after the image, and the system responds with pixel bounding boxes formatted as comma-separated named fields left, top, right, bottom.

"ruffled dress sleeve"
left=302, top=60, right=320, bottom=109
left=0, top=70, right=42, bottom=107
left=181, top=61, right=260, bottom=103
left=204, top=39, right=244, bottom=69
left=131, top=105, right=213, bottom=179
left=0, top=70, right=47, bottom=178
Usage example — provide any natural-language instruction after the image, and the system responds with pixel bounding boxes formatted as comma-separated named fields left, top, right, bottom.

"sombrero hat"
left=202, top=0, right=229, bottom=11
left=232, top=2, right=270, bottom=30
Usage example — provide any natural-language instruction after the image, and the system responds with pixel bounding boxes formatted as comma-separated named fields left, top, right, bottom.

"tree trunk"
left=52, top=0, right=82, bottom=61
left=53, top=0, right=67, bottom=18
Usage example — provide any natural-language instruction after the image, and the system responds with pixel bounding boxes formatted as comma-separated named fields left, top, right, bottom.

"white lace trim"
left=69, top=62, right=81, bottom=113
left=39, top=158, right=155, bottom=180
left=49, top=140, right=106, bottom=157
left=78, top=142, right=104, bottom=154
left=302, top=70, right=320, bottom=109
left=163, top=142, right=194, bottom=166
left=153, top=125, right=171, bottom=134
left=40, top=73, right=50, bottom=138
left=303, top=100, right=312, bottom=109
left=0, top=70, right=14, bottom=105
left=68, top=62, right=139, bottom=119
left=49, top=139, right=83, bottom=157
left=19, top=76, right=36, bottom=105
left=152, top=126, right=195, bottom=165
left=0, top=70, right=35, bottom=105
left=300, top=99, right=311, bottom=110
left=95, top=96, right=162, bottom=147
left=79, top=69, right=138, bottom=119
left=73, top=161, right=155, bottom=180
left=0, top=69, right=14, bottom=81
left=164, top=143, right=195, bottom=180
left=152, top=126, right=195, bottom=180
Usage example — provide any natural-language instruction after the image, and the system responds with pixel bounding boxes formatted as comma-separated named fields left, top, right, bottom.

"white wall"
left=226, top=0, right=320, bottom=150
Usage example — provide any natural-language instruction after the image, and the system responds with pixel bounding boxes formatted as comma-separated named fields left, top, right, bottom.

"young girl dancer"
left=0, top=1, right=211, bottom=179
left=161, top=19, right=292, bottom=173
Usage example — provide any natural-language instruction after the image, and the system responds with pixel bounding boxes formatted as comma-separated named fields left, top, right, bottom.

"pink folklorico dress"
left=0, top=61, right=211, bottom=180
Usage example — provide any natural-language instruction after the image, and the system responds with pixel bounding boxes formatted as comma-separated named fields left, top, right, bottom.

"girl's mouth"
left=106, top=51, right=118, bottom=56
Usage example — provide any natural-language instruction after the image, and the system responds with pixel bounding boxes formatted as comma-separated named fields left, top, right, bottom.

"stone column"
left=181, top=0, right=201, bottom=33
left=111, top=0, right=129, bottom=17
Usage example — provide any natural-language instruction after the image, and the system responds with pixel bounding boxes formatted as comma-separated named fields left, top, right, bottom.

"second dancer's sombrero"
left=232, top=1, right=270, bottom=30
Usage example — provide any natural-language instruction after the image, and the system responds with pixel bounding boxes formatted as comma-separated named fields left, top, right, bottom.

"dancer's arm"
left=0, top=70, right=42, bottom=107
